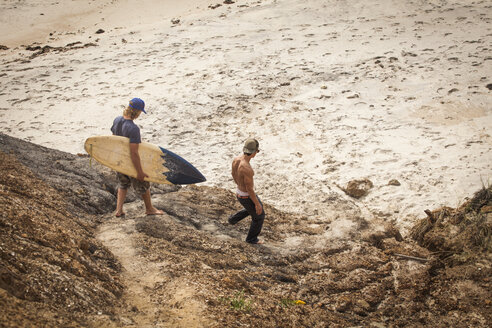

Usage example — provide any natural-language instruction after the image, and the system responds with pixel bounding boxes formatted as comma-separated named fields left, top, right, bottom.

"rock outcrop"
left=0, top=134, right=490, bottom=327
left=0, top=150, right=122, bottom=327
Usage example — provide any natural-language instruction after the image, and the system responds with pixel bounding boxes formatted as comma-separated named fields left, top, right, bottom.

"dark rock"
left=25, top=45, right=42, bottom=51
left=0, top=133, right=117, bottom=214
left=343, top=178, right=373, bottom=198
left=388, top=179, right=401, bottom=186
left=95, top=29, right=105, bottom=34
left=65, top=41, right=82, bottom=47
left=401, top=51, right=417, bottom=57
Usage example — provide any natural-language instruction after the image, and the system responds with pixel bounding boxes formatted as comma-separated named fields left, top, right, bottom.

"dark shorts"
left=117, top=172, right=150, bottom=195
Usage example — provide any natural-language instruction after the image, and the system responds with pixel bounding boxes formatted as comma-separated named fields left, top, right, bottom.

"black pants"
left=228, top=196, right=265, bottom=244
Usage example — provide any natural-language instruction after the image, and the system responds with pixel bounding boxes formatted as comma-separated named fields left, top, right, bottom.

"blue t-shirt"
left=111, top=116, right=141, bottom=143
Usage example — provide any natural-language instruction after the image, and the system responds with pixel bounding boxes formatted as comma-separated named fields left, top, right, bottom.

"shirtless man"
left=228, top=138, right=265, bottom=244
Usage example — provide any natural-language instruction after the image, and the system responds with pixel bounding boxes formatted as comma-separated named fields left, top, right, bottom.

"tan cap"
left=243, top=138, right=260, bottom=155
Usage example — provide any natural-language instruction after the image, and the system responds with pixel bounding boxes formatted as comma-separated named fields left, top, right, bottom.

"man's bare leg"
left=115, top=188, right=127, bottom=217
left=142, top=189, right=164, bottom=215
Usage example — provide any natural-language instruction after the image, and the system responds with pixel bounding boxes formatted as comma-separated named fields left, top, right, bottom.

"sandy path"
left=96, top=205, right=208, bottom=327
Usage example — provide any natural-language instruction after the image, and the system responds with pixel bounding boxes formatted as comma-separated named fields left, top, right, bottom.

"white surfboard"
left=84, top=136, right=206, bottom=185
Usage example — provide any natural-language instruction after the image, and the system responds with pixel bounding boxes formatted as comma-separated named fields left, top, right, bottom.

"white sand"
left=1, top=0, right=491, bottom=233
left=0, top=0, right=219, bottom=48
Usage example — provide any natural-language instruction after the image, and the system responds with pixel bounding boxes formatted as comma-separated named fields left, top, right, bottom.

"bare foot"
left=115, top=211, right=125, bottom=217
left=146, top=208, right=164, bottom=216
left=256, top=240, right=264, bottom=244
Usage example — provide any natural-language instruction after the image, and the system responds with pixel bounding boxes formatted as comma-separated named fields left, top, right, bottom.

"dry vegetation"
left=0, top=134, right=490, bottom=327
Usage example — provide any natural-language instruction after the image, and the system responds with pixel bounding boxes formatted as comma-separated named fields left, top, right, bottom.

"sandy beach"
left=0, top=0, right=491, bottom=233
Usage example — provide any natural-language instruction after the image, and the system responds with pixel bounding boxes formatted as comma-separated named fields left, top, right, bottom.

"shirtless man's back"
left=228, top=138, right=265, bottom=244
left=231, top=155, right=251, bottom=193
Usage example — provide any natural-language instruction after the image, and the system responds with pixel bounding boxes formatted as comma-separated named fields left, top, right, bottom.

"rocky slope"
left=0, top=144, right=121, bottom=327
left=0, top=133, right=490, bottom=327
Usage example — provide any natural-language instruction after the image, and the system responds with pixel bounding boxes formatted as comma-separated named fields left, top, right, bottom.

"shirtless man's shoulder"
left=233, top=155, right=253, bottom=174
left=232, top=155, right=241, bottom=169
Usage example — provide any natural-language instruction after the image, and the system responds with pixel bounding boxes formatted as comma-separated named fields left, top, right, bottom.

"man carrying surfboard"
left=111, top=98, right=164, bottom=217
left=228, top=138, right=265, bottom=244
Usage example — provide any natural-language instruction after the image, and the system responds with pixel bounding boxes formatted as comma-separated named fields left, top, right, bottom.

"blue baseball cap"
left=129, top=98, right=146, bottom=113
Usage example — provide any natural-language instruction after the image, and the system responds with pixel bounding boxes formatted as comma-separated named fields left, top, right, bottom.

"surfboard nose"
left=159, top=147, right=206, bottom=185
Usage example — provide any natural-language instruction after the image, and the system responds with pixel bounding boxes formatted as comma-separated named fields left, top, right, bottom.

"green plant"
left=220, top=290, right=253, bottom=312
left=479, top=174, right=491, bottom=189
left=280, top=298, right=296, bottom=307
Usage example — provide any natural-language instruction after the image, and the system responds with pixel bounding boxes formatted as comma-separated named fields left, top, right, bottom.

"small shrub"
left=220, top=290, right=253, bottom=312
left=280, top=298, right=296, bottom=307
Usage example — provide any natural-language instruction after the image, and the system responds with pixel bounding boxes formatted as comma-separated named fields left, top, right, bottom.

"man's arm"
left=129, top=143, right=148, bottom=181
left=231, top=158, right=239, bottom=185
left=243, top=168, right=262, bottom=215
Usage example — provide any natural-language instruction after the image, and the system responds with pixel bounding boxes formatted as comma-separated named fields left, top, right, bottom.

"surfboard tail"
left=159, top=147, right=206, bottom=185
